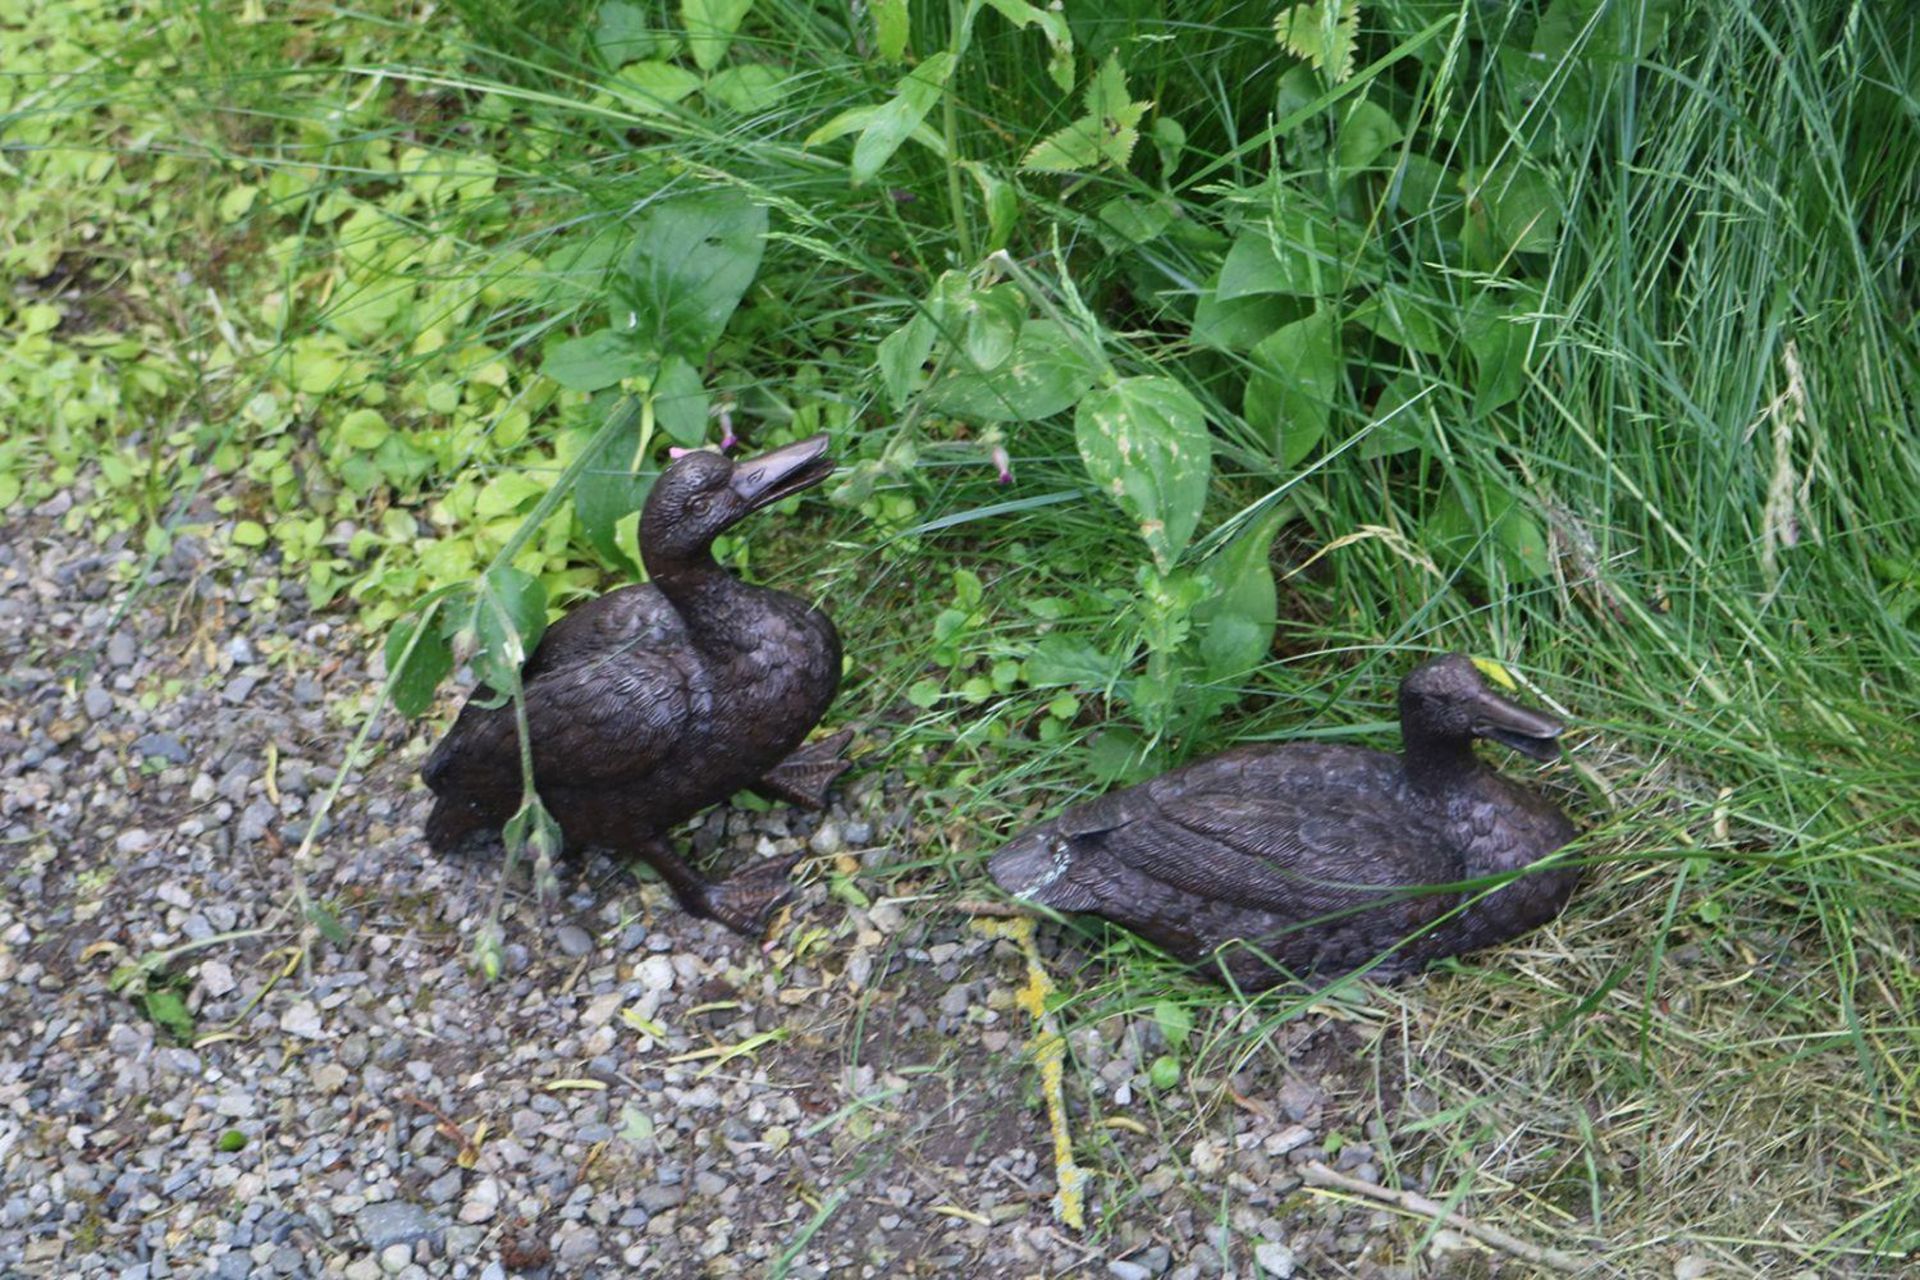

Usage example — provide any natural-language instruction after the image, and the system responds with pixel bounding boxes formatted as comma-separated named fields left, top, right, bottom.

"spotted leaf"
left=1074, top=376, right=1212, bottom=571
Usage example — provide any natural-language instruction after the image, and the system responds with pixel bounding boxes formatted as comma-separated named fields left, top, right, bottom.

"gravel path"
left=2, top=505, right=1492, bottom=1280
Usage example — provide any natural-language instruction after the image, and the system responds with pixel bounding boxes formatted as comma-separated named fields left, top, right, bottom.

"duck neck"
left=651, top=555, right=766, bottom=654
left=1399, top=726, right=1484, bottom=799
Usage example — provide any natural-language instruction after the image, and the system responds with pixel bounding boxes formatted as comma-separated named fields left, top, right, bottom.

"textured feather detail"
left=986, top=657, right=1582, bottom=988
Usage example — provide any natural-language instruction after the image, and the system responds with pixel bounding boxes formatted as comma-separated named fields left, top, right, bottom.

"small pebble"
left=279, top=1001, right=324, bottom=1039
left=1255, top=1241, right=1296, bottom=1278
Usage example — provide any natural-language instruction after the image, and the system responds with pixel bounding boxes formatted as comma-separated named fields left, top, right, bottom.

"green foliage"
left=1275, top=1, right=1360, bottom=84
left=1074, top=377, right=1211, bottom=572
left=15, top=0, right=1920, bottom=1251
left=1020, top=55, right=1150, bottom=174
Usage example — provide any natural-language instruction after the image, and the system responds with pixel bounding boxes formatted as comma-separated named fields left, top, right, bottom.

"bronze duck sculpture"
left=422, top=434, right=850, bottom=934
left=989, top=654, right=1580, bottom=988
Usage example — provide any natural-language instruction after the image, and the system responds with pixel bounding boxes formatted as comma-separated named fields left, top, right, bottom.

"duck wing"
left=992, top=742, right=1458, bottom=937
left=423, top=629, right=702, bottom=801
left=1137, top=787, right=1457, bottom=910
left=521, top=584, right=685, bottom=682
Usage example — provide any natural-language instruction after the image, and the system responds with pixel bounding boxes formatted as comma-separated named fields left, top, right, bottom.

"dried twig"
left=939, top=897, right=1033, bottom=918
left=1300, top=1161, right=1589, bottom=1275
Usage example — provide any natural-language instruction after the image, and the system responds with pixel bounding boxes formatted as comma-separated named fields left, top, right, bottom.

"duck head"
left=641, top=434, right=836, bottom=577
left=1398, top=653, right=1564, bottom=762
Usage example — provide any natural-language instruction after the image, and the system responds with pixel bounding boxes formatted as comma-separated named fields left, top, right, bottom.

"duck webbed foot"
left=633, top=835, right=801, bottom=937
left=752, top=728, right=855, bottom=810
left=697, top=854, right=804, bottom=936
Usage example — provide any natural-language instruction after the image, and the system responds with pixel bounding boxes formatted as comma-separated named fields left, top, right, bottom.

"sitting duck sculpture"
left=422, top=434, right=850, bottom=935
left=989, top=654, right=1580, bottom=988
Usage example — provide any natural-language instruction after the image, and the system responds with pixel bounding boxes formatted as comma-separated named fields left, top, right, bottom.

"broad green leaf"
left=923, top=320, right=1100, bottom=422
left=964, top=163, right=1018, bottom=253
left=1487, top=165, right=1562, bottom=255
left=1217, top=200, right=1349, bottom=300
left=544, top=328, right=647, bottom=392
left=1192, top=277, right=1298, bottom=353
left=1496, top=504, right=1551, bottom=579
left=1275, top=0, right=1359, bottom=83
left=574, top=411, right=657, bottom=575
left=1392, top=153, right=1451, bottom=219
left=1194, top=505, right=1286, bottom=687
left=611, top=191, right=768, bottom=362
left=385, top=609, right=456, bottom=718
left=1244, top=309, right=1339, bottom=467
left=606, top=60, right=703, bottom=114
left=1358, top=372, right=1429, bottom=459
left=682, top=0, right=753, bottom=70
left=652, top=355, right=710, bottom=446
left=1426, top=488, right=1476, bottom=563
left=1426, top=486, right=1549, bottom=581
left=469, top=565, right=548, bottom=695
left=373, top=434, right=435, bottom=490
left=1462, top=296, right=1532, bottom=418
left=1075, top=375, right=1212, bottom=570
left=475, top=472, right=549, bottom=519
left=1086, top=725, right=1156, bottom=785
left=218, top=184, right=257, bottom=223
left=982, top=0, right=1074, bottom=92
left=1350, top=293, right=1447, bottom=356
left=1337, top=99, right=1404, bottom=180
left=336, top=408, right=390, bottom=450
left=1027, top=635, right=1122, bottom=689
left=595, top=0, right=655, bottom=65
left=1021, top=55, right=1149, bottom=174
left=871, top=0, right=909, bottom=60
left=232, top=520, right=269, bottom=547
left=1096, top=196, right=1174, bottom=247
left=339, top=454, right=383, bottom=495
left=288, top=340, right=348, bottom=392
left=956, top=284, right=1025, bottom=373
left=849, top=52, right=956, bottom=186
left=705, top=65, right=787, bottom=114
left=877, top=309, right=936, bottom=409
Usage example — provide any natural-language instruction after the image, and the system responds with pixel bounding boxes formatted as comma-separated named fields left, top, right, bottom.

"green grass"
left=6, top=0, right=1917, bottom=1267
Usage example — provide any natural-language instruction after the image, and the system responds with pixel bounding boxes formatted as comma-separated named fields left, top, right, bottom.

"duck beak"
left=1470, top=688, right=1564, bottom=761
left=728, top=433, right=836, bottom=511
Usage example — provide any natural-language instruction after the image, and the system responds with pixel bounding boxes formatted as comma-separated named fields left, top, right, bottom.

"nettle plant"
left=877, top=253, right=1283, bottom=753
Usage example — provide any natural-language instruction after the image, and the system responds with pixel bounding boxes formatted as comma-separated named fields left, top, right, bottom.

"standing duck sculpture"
left=422, top=434, right=850, bottom=935
left=989, top=654, right=1580, bottom=988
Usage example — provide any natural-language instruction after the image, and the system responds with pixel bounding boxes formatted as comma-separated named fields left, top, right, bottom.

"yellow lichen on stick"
left=975, top=915, right=1087, bottom=1230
